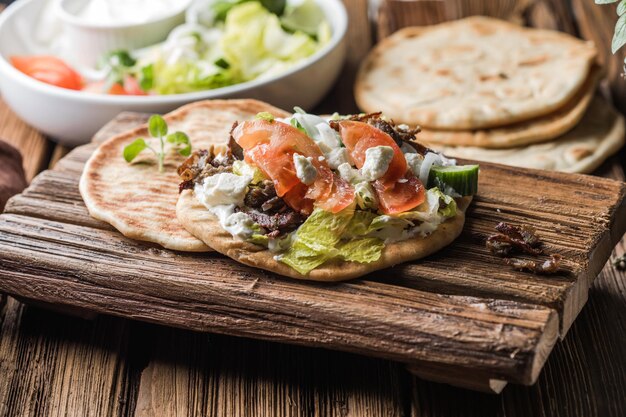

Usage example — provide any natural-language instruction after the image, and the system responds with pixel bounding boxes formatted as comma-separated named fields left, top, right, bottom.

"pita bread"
left=177, top=190, right=472, bottom=281
left=80, top=99, right=289, bottom=252
left=355, top=16, right=597, bottom=130
left=418, top=65, right=601, bottom=148
left=428, top=96, right=624, bottom=174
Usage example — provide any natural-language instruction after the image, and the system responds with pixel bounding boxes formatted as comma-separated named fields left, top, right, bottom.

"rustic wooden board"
left=0, top=114, right=624, bottom=393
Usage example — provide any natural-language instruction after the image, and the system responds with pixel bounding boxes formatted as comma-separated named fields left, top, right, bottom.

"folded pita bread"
left=80, top=99, right=289, bottom=252
left=177, top=190, right=472, bottom=281
left=418, top=65, right=601, bottom=148
left=355, top=16, right=597, bottom=130
left=428, top=96, right=624, bottom=174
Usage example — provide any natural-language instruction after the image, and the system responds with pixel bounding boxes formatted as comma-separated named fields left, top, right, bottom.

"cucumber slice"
left=427, top=165, right=479, bottom=196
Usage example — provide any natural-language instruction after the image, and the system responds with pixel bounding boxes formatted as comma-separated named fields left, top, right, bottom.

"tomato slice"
left=233, top=120, right=355, bottom=213
left=83, top=76, right=147, bottom=95
left=246, top=143, right=300, bottom=196
left=336, top=120, right=425, bottom=214
left=11, top=56, right=83, bottom=90
left=373, top=173, right=425, bottom=214
left=336, top=120, right=407, bottom=183
left=282, top=183, right=314, bottom=215
left=317, top=174, right=356, bottom=213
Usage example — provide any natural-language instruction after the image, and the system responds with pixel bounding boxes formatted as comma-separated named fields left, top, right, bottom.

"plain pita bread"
left=80, top=99, right=289, bottom=252
left=177, top=190, right=472, bottom=281
left=428, top=96, right=624, bottom=174
left=355, top=16, right=597, bottom=130
left=418, top=65, right=601, bottom=148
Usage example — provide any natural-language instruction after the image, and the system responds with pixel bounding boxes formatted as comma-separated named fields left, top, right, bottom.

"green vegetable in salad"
left=427, top=165, right=479, bottom=197
left=123, top=115, right=192, bottom=172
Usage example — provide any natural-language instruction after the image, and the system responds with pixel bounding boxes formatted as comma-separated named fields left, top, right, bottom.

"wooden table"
left=0, top=0, right=625, bottom=416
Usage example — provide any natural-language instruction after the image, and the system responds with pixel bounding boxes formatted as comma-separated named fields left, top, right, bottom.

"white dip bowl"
left=0, top=0, right=347, bottom=145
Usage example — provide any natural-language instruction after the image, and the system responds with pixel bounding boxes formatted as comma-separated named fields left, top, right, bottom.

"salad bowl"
left=0, top=0, right=347, bottom=145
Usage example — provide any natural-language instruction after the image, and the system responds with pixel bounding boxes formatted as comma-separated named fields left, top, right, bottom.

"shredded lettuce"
left=279, top=207, right=385, bottom=275
left=222, top=2, right=320, bottom=81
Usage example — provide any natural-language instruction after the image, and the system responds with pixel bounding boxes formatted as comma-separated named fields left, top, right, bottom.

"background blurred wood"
left=0, top=0, right=625, bottom=416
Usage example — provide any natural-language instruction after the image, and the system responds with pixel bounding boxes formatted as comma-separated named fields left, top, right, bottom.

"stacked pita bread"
left=355, top=16, right=625, bottom=173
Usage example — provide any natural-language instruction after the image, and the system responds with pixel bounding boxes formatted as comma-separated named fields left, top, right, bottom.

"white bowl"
left=56, top=0, right=191, bottom=69
left=0, top=0, right=347, bottom=145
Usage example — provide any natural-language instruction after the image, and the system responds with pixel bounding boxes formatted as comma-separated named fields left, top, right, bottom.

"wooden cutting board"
left=0, top=113, right=624, bottom=393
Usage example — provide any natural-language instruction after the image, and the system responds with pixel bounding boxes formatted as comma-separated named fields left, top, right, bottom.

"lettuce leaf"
left=337, top=238, right=384, bottom=263
left=222, top=2, right=319, bottom=81
left=279, top=207, right=385, bottom=275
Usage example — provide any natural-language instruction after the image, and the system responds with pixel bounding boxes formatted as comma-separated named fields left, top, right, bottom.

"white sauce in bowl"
left=70, top=0, right=188, bottom=25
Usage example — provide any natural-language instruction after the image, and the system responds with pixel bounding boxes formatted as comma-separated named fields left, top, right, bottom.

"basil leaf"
left=613, top=13, right=626, bottom=53
left=123, top=138, right=148, bottom=162
left=618, top=0, right=626, bottom=15
left=148, top=115, right=168, bottom=138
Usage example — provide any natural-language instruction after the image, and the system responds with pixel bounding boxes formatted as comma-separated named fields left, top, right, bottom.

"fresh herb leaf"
left=139, top=64, right=154, bottom=91
left=597, top=0, right=626, bottom=53
left=167, top=131, right=192, bottom=156
left=123, top=116, right=192, bottom=172
left=100, top=50, right=137, bottom=87
left=256, top=112, right=275, bottom=122
left=107, top=50, right=137, bottom=67
left=149, top=115, right=168, bottom=138
left=613, top=13, right=626, bottom=53
left=214, top=58, right=230, bottom=69
left=166, top=131, right=190, bottom=144
left=123, top=138, right=150, bottom=162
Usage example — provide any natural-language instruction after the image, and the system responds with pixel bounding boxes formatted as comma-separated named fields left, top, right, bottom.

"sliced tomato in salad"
left=11, top=56, right=83, bottom=90
left=336, top=120, right=425, bottom=214
left=83, top=76, right=147, bottom=95
left=233, top=119, right=354, bottom=213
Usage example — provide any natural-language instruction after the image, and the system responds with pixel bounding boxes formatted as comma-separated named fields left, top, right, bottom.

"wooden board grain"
left=0, top=114, right=624, bottom=392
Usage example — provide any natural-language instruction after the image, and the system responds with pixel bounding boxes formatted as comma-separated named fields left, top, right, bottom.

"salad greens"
left=106, top=0, right=330, bottom=95
left=123, top=115, right=192, bottom=172
left=278, top=187, right=458, bottom=275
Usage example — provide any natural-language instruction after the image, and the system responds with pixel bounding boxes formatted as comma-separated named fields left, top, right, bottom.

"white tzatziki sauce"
left=194, top=173, right=256, bottom=240
left=73, top=0, right=188, bottom=25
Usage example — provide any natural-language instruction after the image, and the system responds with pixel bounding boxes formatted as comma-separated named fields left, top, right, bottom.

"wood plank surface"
left=0, top=110, right=624, bottom=391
